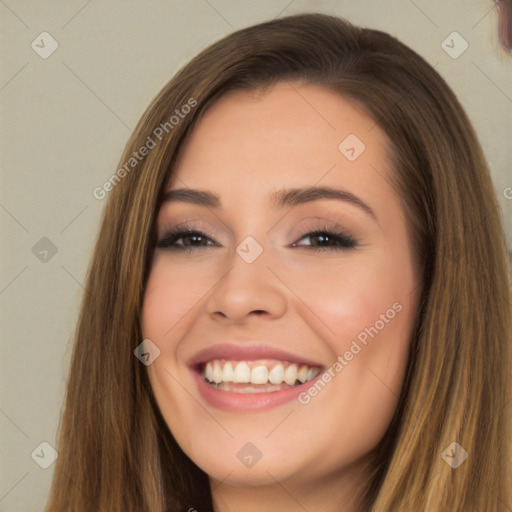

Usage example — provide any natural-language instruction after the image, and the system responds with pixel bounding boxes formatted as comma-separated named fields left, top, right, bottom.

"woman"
left=44, top=13, right=512, bottom=512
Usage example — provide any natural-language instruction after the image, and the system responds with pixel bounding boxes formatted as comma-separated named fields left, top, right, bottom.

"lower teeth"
left=205, top=378, right=302, bottom=392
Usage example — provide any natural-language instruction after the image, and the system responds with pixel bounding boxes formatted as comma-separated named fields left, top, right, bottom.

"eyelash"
left=156, top=224, right=357, bottom=253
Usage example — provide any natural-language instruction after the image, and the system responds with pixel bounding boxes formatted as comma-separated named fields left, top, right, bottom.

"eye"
left=156, top=229, right=220, bottom=252
left=292, top=230, right=357, bottom=252
left=156, top=227, right=357, bottom=253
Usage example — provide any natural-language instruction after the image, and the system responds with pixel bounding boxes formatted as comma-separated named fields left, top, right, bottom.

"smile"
left=189, top=343, right=325, bottom=410
left=201, top=359, right=321, bottom=393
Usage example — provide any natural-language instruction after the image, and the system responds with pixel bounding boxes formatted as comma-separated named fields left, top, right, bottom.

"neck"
left=210, top=456, right=371, bottom=512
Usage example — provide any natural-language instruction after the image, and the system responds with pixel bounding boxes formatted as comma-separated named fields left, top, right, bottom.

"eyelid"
left=292, top=217, right=357, bottom=241
left=158, top=218, right=220, bottom=239
left=158, top=217, right=357, bottom=242
left=160, top=216, right=354, bottom=238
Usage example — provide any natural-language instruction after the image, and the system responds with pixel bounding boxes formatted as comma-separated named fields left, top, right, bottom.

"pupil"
left=314, top=234, right=329, bottom=246
left=185, top=234, right=201, bottom=246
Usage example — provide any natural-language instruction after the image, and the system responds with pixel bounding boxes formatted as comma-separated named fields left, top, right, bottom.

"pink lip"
left=191, top=369, right=323, bottom=411
left=187, top=343, right=323, bottom=368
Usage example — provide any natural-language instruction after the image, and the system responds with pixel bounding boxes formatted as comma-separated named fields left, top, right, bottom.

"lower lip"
left=191, top=369, right=322, bottom=411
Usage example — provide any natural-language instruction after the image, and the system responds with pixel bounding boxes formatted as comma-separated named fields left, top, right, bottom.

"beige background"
left=1, top=1, right=511, bottom=510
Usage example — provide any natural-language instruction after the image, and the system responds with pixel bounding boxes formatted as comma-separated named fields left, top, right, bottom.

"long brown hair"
left=45, top=13, right=512, bottom=511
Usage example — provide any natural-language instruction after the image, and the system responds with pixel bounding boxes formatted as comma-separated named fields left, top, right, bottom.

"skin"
left=141, top=82, right=420, bottom=512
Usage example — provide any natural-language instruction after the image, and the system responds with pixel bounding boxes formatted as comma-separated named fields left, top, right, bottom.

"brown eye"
left=157, top=230, right=219, bottom=251
left=292, top=230, right=357, bottom=251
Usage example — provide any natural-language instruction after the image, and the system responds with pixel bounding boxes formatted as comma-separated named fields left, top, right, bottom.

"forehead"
left=169, top=83, right=392, bottom=206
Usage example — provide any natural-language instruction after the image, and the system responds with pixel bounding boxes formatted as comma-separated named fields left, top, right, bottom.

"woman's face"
left=142, top=83, right=420, bottom=492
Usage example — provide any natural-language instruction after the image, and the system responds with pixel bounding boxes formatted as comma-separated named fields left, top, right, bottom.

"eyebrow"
left=162, top=186, right=376, bottom=220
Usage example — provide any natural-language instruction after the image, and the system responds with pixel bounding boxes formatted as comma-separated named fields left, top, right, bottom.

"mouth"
left=198, top=359, right=322, bottom=394
left=188, top=343, right=325, bottom=410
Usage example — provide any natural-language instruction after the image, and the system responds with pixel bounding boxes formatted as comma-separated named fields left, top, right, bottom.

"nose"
left=205, top=244, right=288, bottom=324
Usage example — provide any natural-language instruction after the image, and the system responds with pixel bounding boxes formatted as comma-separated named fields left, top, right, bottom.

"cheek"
left=141, top=262, right=208, bottom=446
left=292, top=268, right=414, bottom=470
left=141, top=257, right=214, bottom=341
left=290, top=249, right=416, bottom=414
left=288, top=253, right=411, bottom=347
left=141, top=261, right=199, bottom=398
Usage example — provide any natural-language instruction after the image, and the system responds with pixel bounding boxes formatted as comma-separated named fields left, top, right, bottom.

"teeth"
left=205, top=362, right=214, bottom=382
left=202, top=359, right=321, bottom=387
left=250, top=365, right=269, bottom=384
left=218, top=383, right=285, bottom=393
left=212, top=361, right=223, bottom=383
left=268, top=363, right=284, bottom=384
left=297, top=365, right=308, bottom=383
left=283, top=364, right=298, bottom=385
left=233, top=362, right=251, bottom=383
left=307, top=367, right=320, bottom=381
left=222, top=361, right=234, bottom=382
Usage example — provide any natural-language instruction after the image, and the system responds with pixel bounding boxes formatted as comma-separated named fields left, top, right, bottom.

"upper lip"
left=188, top=343, right=324, bottom=369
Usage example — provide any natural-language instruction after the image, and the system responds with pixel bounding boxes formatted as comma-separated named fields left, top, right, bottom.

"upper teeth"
left=202, top=359, right=321, bottom=386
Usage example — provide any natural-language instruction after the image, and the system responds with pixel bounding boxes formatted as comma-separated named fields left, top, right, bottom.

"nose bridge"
left=205, top=235, right=288, bottom=321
